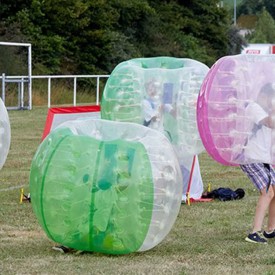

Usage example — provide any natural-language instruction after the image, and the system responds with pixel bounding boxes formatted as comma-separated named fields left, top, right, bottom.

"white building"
left=241, top=43, right=275, bottom=54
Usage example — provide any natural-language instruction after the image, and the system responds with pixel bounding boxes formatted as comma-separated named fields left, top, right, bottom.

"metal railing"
left=0, top=74, right=109, bottom=109
left=1, top=74, right=29, bottom=110
left=0, top=42, right=32, bottom=110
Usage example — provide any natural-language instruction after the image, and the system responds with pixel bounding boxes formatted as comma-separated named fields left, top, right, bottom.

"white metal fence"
left=0, top=74, right=109, bottom=110
left=0, top=42, right=110, bottom=109
left=0, top=41, right=32, bottom=110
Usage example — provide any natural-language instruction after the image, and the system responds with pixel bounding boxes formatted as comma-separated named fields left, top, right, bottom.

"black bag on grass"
left=202, top=188, right=245, bottom=201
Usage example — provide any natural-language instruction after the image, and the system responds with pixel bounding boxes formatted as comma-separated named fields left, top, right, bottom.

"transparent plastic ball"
left=30, top=119, right=183, bottom=254
left=101, top=56, right=209, bottom=157
left=0, top=98, right=11, bottom=170
left=197, top=54, right=275, bottom=165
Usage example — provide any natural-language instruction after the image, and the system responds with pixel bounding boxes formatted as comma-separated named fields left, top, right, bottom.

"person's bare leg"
left=252, top=187, right=274, bottom=233
left=267, top=186, right=275, bottom=232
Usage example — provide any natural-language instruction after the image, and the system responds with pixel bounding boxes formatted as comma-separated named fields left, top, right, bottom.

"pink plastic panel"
left=197, top=54, right=275, bottom=166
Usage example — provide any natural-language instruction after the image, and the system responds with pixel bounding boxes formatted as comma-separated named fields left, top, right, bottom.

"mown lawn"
left=0, top=107, right=275, bottom=275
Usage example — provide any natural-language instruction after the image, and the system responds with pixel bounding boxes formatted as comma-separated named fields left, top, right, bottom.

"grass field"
left=1, top=107, right=275, bottom=275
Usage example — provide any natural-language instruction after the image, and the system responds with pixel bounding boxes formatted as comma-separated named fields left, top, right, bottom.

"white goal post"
left=0, top=41, right=32, bottom=110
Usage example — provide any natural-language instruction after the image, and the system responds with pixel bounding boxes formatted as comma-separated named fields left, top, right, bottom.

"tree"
left=246, top=9, right=275, bottom=43
left=81, top=0, right=154, bottom=73
left=178, top=0, right=230, bottom=64
left=0, top=0, right=233, bottom=74
left=264, top=1, right=275, bottom=19
left=237, top=0, right=264, bottom=16
left=146, top=0, right=231, bottom=66
left=237, top=0, right=275, bottom=20
left=0, top=0, right=32, bottom=19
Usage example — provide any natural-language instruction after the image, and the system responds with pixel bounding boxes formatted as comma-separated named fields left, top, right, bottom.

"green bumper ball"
left=101, top=56, right=209, bottom=156
left=30, top=119, right=182, bottom=254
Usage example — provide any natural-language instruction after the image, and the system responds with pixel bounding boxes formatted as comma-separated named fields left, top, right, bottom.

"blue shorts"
left=240, top=163, right=275, bottom=191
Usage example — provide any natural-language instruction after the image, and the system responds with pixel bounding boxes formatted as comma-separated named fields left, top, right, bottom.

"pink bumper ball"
left=197, top=54, right=275, bottom=165
left=101, top=57, right=209, bottom=156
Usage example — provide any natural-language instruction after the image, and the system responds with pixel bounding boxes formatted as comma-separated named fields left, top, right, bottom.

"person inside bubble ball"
left=142, top=80, right=175, bottom=131
left=143, top=80, right=162, bottom=129
left=240, top=82, right=275, bottom=244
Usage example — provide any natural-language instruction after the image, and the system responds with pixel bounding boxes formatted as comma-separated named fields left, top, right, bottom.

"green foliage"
left=182, top=0, right=230, bottom=63
left=246, top=9, right=275, bottom=43
left=0, top=0, right=235, bottom=74
left=222, top=0, right=244, bottom=9
left=144, top=0, right=231, bottom=66
left=264, top=1, right=275, bottom=19
left=237, top=0, right=275, bottom=19
left=237, top=0, right=264, bottom=16
left=0, top=45, right=28, bottom=75
left=0, top=0, right=32, bottom=19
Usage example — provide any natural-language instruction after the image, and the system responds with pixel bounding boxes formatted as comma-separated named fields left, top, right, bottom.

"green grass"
left=1, top=107, right=275, bottom=275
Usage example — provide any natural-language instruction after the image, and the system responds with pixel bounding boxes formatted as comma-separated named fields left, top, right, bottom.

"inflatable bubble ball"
left=0, top=97, right=11, bottom=170
left=30, top=119, right=183, bottom=254
left=101, top=56, right=209, bottom=156
left=197, top=54, right=275, bottom=166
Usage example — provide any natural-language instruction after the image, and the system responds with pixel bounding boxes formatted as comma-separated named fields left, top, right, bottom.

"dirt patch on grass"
left=0, top=225, right=45, bottom=242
